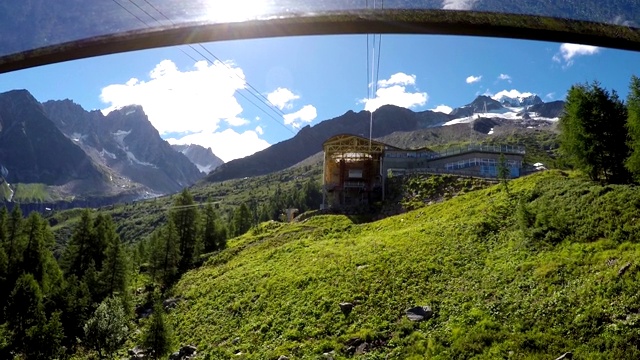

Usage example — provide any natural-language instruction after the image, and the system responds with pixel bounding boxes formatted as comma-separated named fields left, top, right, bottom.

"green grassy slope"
left=48, top=163, right=322, bottom=245
left=165, top=171, right=640, bottom=359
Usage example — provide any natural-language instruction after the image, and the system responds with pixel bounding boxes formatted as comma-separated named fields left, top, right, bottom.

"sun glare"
left=204, top=0, right=270, bottom=23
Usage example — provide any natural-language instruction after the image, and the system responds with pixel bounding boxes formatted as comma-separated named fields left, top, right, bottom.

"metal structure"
left=1, top=2, right=640, bottom=73
left=322, top=135, right=397, bottom=208
left=322, top=134, right=527, bottom=208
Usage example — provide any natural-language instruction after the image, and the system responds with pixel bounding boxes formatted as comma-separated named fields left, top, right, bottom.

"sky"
left=2, top=34, right=640, bottom=162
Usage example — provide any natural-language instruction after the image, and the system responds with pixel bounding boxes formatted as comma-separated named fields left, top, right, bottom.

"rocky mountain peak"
left=172, top=144, right=224, bottom=174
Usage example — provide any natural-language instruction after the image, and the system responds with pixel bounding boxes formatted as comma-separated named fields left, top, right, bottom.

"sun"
left=204, top=0, right=270, bottom=23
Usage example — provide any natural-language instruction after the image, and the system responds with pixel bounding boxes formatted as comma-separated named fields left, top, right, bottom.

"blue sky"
left=1, top=34, right=640, bottom=161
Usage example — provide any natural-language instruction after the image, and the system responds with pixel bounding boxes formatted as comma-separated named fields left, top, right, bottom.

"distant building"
left=322, top=134, right=525, bottom=208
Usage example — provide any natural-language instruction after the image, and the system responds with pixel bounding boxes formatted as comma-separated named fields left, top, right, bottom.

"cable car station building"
left=322, top=134, right=525, bottom=208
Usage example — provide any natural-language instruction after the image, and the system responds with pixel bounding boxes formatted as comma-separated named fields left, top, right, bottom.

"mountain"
left=449, top=95, right=503, bottom=118
left=42, top=100, right=204, bottom=194
left=205, top=105, right=450, bottom=182
left=493, top=93, right=543, bottom=107
left=206, top=95, right=565, bottom=183
left=523, top=100, right=566, bottom=119
left=171, top=144, right=224, bottom=174
left=0, top=90, right=105, bottom=187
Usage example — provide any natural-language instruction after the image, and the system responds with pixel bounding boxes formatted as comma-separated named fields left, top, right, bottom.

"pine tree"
left=202, top=202, right=219, bottom=252
left=84, top=296, right=129, bottom=359
left=171, top=189, right=198, bottom=272
left=61, top=209, right=95, bottom=278
left=58, top=275, right=92, bottom=350
left=497, top=153, right=510, bottom=194
left=216, top=222, right=228, bottom=251
left=232, top=203, right=252, bottom=237
left=149, top=222, right=180, bottom=287
left=6, top=273, right=45, bottom=350
left=90, top=213, right=112, bottom=271
left=97, top=215, right=129, bottom=299
left=6, top=206, right=23, bottom=274
left=21, top=212, right=47, bottom=287
left=0, top=207, right=7, bottom=309
left=0, top=207, right=7, bottom=246
left=143, top=301, right=173, bottom=360
left=626, top=75, right=640, bottom=178
left=24, top=311, right=65, bottom=360
left=559, top=81, right=630, bottom=183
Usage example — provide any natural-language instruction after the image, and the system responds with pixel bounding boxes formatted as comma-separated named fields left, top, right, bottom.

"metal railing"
left=387, top=167, right=504, bottom=180
left=433, top=144, right=525, bottom=158
left=385, top=144, right=525, bottom=159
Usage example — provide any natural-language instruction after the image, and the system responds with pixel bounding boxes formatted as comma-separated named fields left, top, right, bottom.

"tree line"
left=559, top=75, right=640, bottom=184
left=0, top=205, right=130, bottom=358
left=0, top=186, right=249, bottom=358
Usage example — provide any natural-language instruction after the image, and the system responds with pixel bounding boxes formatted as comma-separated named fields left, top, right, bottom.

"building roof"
left=323, top=134, right=399, bottom=154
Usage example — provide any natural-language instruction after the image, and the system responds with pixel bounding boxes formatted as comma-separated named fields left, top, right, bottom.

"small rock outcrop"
left=555, top=352, right=573, bottom=360
left=339, top=302, right=354, bottom=317
left=169, top=345, right=198, bottom=360
left=406, top=305, right=434, bottom=322
left=163, top=297, right=181, bottom=311
left=323, top=350, right=336, bottom=360
left=618, top=262, right=632, bottom=277
left=128, top=346, right=145, bottom=359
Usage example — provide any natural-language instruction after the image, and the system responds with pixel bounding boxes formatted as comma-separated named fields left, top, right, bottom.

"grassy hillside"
left=159, top=171, right=640, bottom=359
left=48, top=128, right=557, bottom=246
left=47, top=163, right=322, bottom=245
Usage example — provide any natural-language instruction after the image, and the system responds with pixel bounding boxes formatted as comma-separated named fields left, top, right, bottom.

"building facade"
left=322, top=135, right=525, bottom=208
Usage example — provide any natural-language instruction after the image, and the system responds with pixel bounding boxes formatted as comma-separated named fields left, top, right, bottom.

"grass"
left=12, top=183, right=55, bottom=202
left=158, top=170, right=640, bottom=359
left=0, top=180, right=12, bottom=201
left=48, top=163, right=322, bottom=245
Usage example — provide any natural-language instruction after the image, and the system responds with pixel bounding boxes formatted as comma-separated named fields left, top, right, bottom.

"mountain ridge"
left=206, top=95, right=564, bottom=182
left=42, top=99, right=204, bottom=194
left=0, top=90, right=106, bottom=187
left=171, top=144, right=224, bottom=174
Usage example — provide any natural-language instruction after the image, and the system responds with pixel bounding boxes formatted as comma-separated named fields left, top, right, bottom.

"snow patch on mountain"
left=71, top=132, right=87, bottom=143
left=492, top=90, right=542, bottom=107
left=126, top=151, right=157, bottom=168
left=195, top=164, right=216, bottom=174
left=443, top=107, right=559, bottom=126
left=112, top=130, right=131, bottom=147
left=100, top=149, right=117, bottom=160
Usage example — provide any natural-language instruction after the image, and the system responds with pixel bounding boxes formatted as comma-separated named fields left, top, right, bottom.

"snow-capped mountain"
left=493, top=91, right=543, bottom=107
left=42, top=99, right=204, bottom=195
left=172, top=144, right=224, bottom=174
left=442, top=93, right=562, bottom=127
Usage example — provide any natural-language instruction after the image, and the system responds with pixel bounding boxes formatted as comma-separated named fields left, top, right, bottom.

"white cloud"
left=266, top=87, right=300, bottom=110
left=491, top=89, right=534, bottom=100
left=431, top=105, right=453, bottom=114
left=442, top=0, right=478, bottom=10
left=466, top=75, right=482, bottom=84
left=255, top=125, right=264, bottom=135
left=225, top=117, right=250, bottom=127
left=167, top=129, right=270, bottom=162
left=611, top=15, right=636, bottom=27
left=283, top=105, right=318, bottom=128
left=545, top=92, right=556, bottom=100
left=360, top=73, right=428, bottom=112
left=498, top=74, right=512, bottom=82
left=377, top=73, right=416, bottom=87
left=553, top=43, right=600, bottom=66
left=100, top=59, right=246, bottom=134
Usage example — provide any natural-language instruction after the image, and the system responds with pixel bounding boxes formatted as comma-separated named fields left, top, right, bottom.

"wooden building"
left=322, top=134, right=526, bottom=209
left=322, top=135, right=397, bottom=208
